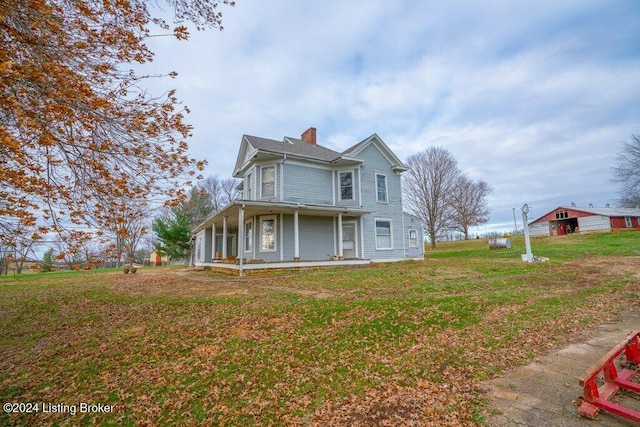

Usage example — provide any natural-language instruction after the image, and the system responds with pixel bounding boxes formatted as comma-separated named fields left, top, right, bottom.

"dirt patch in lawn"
left=108, top=269, right=336, bottom=299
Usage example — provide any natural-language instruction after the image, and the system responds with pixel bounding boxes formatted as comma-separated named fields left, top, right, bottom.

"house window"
left=555, top=210, right=568, bottom=219
left=375, top=173, right=387, bottom=202
left=245, top=173, right=252, bottom=200
left=408, top=229, right=418, bottom=248
left=339, top=171, right=353, bottom=200
left=625, top=216, right=632, bottom=228
left=260, top=215, right=276, bottom=252
left=261, top=166, right=275, bottom=199
left=375, top=219, right=393, bottom=250
left=245, top=220, right=253, bottom=252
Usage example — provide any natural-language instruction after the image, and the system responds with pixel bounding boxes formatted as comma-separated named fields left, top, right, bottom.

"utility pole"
left=512, top=207, right=517, bottom=232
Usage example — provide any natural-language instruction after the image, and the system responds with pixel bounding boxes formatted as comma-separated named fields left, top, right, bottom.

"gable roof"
left=233, top=135, right=345, bottom=176
left=233, top=131, right=408, bottom=176
left=343, top=134, right=408, bottom=172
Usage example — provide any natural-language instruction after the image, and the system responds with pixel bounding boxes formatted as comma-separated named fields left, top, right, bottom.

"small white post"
left=522, top=204, right=533, bottom=262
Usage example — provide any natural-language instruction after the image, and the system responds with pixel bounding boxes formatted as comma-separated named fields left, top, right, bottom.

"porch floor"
left=196, top=259, right=372, bottom=276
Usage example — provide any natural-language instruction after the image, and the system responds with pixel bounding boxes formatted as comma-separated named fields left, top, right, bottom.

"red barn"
left=528, top=206, right=640, bottom=236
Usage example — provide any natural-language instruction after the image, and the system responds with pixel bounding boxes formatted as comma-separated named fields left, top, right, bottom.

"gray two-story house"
left=192, top=128, right=423, bottom=273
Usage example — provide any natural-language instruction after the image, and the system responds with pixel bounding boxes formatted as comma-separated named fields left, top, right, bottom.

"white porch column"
left=238, top=206, right=245, bottom=275
left=222, top=216, right=228, bottom=260
left=293, top=209, right=300, bottom=261
left=360, top=217, right=365, bottom=259
left=337, top=213, right=343, bottom=258
left=211, top=223, right=216, bottom=260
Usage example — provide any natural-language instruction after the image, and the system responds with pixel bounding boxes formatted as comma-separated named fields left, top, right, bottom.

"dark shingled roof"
left=244, top=135, right=342, bottom=162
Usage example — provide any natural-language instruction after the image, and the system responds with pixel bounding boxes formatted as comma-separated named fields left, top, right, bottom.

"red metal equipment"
left=578, top=330, right=640, bottom=421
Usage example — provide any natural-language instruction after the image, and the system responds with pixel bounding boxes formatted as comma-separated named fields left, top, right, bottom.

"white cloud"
left=143, top=0, right=640, bottom=231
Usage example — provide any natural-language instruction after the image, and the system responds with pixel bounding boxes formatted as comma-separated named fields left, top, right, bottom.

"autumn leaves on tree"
left=0, top=0, right=233, bottom=252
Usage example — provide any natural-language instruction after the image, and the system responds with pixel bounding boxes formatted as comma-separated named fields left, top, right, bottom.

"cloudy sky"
left=145, top=0, right=639, bottom=233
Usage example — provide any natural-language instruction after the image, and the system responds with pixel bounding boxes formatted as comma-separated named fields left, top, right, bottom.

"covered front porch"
left=192, top=200, right=371, bottom=275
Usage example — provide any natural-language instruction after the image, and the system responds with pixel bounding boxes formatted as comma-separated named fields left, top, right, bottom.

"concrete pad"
left=484, top=311, right=640, bottom=426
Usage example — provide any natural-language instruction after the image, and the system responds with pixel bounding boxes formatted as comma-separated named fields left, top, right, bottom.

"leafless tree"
left=199, top=175, right=239, bottom=213
left=404, top=147, right=461, bottom=248
left=619, top=194, right=640, bottom=209
left=181, top=175, right=239, bottom=227
left=0, top=220, right=38, bottom=274
left=613, top=134, right=640, bottom=208
left=220, top=177, right=240, bottom=206
left=449, top=175, right=492, bottom=239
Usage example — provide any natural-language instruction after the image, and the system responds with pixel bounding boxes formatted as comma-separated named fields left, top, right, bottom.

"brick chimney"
left=301, top=127, right=317, bottom=146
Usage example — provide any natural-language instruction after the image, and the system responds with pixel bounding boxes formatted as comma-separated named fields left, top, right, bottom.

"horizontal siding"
left=362, top=215, right=406, bottom=260
left=248, top=214, right=337, bottom=262
left=204, top=227, right=212, bottom=261
left=283, top=163, right=333, bottom=205
left=358, top=145, right=402, bottom=213
left=611, top=216, right=640, bottom=228
left=403, top=214, right=424, bottom=258
left=359, top=144, right=407, bottom=260
left=298, top=216, right=335, bottom=260
left=578, top=215, right=611, bottom=232
left=282, top=214, right=294, bottom=260
left=529, top=222, right=550, bottom=237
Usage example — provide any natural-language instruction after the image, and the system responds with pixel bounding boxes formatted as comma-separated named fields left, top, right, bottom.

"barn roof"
left=571, top=206, right=640, bottom=217
left=535, top=206, right=640, bottom=221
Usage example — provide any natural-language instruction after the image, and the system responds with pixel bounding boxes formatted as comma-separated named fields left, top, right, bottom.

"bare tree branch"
left=404, top=147, right=460, bottom=248
left=449, top=175, right=492, bottom=239
left=613, top=134, right=640, bottom=207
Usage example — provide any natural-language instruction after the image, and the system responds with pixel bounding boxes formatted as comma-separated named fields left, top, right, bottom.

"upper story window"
left=261, top=166, right=275, bottom=199
left=245, top=173, right=252, bottom=200
left=339, top=171, right=353, bottom=201
left=555, top=210, right=568, bottom=219
left=375, top=173, right=387, bottom=202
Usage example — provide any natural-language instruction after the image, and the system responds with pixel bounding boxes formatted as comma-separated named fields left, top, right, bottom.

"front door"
left=342, top=222, right=356, bottom=259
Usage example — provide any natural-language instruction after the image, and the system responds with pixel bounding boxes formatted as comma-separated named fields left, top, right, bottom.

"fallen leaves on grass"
left=315, top=376, right=480, bottom=427
left=2, top=255, right=640, bottom=425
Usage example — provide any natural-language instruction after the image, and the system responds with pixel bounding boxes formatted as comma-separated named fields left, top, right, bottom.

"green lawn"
left=1, top=231, right=639, bottom=425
